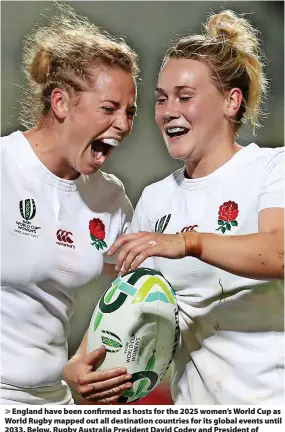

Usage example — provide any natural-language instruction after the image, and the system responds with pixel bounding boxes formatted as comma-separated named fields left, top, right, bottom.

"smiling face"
left=155, top=58, right=229, bottom=162
left=56, top=67, right=137, bottom=176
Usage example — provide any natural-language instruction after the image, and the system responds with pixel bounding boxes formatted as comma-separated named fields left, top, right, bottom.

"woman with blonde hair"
left=1, top=4, right=137, bottom=404
left=108, top=10, right=284, bottom=404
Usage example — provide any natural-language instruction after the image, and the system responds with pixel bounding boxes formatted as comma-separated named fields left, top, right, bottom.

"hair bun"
left=30, top=47, right=52, bottom=84
left=205, top=10, right=258, bottom=54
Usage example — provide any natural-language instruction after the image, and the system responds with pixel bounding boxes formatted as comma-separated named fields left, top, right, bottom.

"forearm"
left=198, top=231, right=284, bottom=280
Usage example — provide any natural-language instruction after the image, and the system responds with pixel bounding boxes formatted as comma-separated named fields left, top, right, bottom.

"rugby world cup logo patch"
left=155, top=214, right=171, bottom=233
left=19, top=199, right=36, bottom=221
left=14, top=199, right=41, bottom=239
left=101, top=330, right=123, bottom=352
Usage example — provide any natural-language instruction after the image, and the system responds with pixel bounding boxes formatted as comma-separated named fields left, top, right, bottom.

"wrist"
left=181, top=231, right=202, bottom=258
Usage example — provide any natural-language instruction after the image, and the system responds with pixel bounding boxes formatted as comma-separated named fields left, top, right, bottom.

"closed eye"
left=102, top=106, right=115, bottom=113
left=179, top=96, right=192, bottom=102
left=156, top=97, right=167, bottom=105
left=127, top=109, right=136, bottom=119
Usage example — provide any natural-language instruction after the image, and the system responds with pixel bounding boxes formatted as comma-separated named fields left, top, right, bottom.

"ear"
left=224, top=88, right=243, bottom=118
left=50, top=88, right=70, bottom=120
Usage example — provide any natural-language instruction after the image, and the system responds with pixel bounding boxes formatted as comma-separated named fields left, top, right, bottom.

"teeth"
left=102, top=138, right=119, bottom=147
left=167, top=127, right=185, bottom=133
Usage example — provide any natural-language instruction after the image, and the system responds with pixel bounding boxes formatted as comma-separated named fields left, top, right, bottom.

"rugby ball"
left=87, top=267, right=179, bottom=403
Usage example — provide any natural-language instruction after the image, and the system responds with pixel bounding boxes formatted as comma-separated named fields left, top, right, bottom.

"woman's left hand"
left=107, top=232, right=185, bottom=274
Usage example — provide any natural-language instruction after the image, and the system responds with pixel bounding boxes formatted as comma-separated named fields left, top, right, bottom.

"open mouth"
left=166, top=127, right=190, bottom=138
left=91, top=139, right=114, bottom=162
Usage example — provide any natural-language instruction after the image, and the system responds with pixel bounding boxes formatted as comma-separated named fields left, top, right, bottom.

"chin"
left=166, top=140, right=195, bottom=161
left=76, top=164, right=100, bottom=176
left=168, top=153, right=186, bottom=160
left=167, top=147, right=191, bottom=161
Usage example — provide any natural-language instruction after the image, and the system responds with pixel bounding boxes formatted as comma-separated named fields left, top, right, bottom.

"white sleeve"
left=129, top=192, right=156, bottom=270
left=120, top=194, right=134, bottom=235
left=258, top=149, right=285, bottom=213
left=104, top=194, right=134, bottom=264
left=129, top=192, right=152, bottom=234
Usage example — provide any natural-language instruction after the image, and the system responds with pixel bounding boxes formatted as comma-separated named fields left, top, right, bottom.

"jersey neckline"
left=177, top=143, right=258, bottom=190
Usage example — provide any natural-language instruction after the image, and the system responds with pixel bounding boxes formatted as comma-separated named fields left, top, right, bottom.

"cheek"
left=154, top=107, right=163, bottom=127
left=69, top=108, right=93, bottom=130
left=199, top=94, right=224, bottom=122
left=182, top=99, right=203, bottom=122
left=184, top=100, right=222, bottom=128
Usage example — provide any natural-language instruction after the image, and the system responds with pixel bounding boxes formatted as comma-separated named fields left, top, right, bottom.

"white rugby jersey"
left=130, top=143, right=284, bottom=405
left=0, top=131, right=133, bottom=397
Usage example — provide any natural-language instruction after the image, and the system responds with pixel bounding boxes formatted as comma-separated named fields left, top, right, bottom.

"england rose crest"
left=216, top=201, right=239, bottom=234
left=89, top=218, right=107, bottom=250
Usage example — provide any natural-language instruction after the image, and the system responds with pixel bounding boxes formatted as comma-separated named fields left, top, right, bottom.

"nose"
left=113, top=113, right=131, bottom=135
left=160, top=101, right=180, bottom=123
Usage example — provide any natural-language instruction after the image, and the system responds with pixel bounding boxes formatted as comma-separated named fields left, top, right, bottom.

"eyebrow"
left=102, top=100, right=120, bottom=107
left=154, top=87, right=166, bottom=94
left=155, top=85, right=196, bottom=94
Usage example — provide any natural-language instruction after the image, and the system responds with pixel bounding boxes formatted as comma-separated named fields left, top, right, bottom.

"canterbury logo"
left=56, top=229, right=74, bottom=244
left=19, top=199, right=36, bottom=221
left=155, top=214, right=171, bottom=233
left=181, top=224, right=198, bottom=232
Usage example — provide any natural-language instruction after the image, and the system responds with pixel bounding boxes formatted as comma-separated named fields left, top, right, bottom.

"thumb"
left=86, top=345, right=106, bottom=370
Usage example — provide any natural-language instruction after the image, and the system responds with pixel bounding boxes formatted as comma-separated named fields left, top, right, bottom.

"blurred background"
left=1, top=0, right=284, bottom=404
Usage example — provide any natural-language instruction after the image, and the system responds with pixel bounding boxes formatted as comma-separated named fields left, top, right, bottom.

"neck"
left=23, top=127, right=80, bottom=180
left=184, top=139, right=242, bottom=179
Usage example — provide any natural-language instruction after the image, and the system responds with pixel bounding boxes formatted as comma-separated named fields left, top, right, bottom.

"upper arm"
left=258, top=207, right=284, bottom=233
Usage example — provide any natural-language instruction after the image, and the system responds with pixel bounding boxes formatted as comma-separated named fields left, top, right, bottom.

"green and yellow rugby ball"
left=87, top=267, right=179, bottom=403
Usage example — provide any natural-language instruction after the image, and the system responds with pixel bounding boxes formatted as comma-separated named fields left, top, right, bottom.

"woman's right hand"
left=63, top=345, right=133, bottom=404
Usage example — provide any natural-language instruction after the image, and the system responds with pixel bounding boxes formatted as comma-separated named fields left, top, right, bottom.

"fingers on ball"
left=86, top=382, right=132, bottom=401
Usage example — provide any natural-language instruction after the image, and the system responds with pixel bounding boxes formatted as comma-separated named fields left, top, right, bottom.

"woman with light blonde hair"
left=109, top=10, right=284, bottom=404
left=1, top=3, right=137, bottom=404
